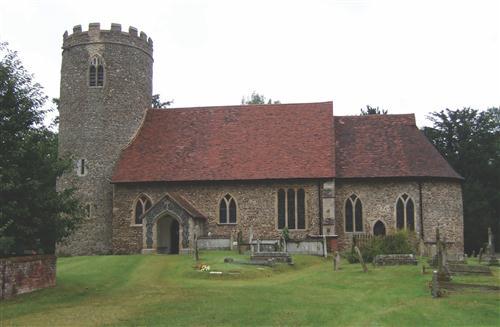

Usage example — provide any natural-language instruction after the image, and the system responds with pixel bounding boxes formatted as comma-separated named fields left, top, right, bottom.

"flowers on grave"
left=200, top=264, right=210, bottom=272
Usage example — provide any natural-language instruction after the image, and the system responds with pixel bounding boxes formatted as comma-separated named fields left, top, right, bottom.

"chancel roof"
left=334, top=114, right=462, bottom=179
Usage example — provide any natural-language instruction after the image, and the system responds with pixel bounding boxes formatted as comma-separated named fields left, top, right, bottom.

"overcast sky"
left=1, top=0, right=499, bottom=127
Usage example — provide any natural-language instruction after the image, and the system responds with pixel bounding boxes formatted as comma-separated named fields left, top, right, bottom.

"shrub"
left=345, top=231, right=416, bottom=263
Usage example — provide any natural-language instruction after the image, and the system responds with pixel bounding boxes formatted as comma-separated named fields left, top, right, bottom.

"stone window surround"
left=131, top=193, right=153, bottom=227
left=76, top=158, right=88, bottom=177
left=344, top=194, right=363, bottom=233
left=275, top=188, right=308, bottom=231
left=84, top=202, right=93, bottom=220
left=394, top=193, right=416, bottom=231
left=88, top=55, right=105, bottom=88
left=218, top=193, right=238, bottom=225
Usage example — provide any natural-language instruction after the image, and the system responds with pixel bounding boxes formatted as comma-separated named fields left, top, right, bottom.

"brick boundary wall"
left=0, top=255, right=56, bottom=300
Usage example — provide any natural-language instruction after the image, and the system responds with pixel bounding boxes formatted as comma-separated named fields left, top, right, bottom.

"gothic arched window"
left=396, top=194, right=415, bottom=231
left=345, top=194, right=363, bottom=232
left=134, top=195, right=152, bottom=225
left=219, top=194, right=237, bottom=224
left=277, top=188, right=306, bottom=230
left=89, top=56, right=104, bottom=87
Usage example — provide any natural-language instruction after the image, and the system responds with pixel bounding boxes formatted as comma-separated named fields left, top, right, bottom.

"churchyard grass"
left=1, top=252, right=499, bottom=326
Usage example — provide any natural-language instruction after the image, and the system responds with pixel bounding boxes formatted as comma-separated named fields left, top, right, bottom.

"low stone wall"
left=0, top=255, right=56, bottom=300
left=197, top=237, right=231, bottom=250
left=286, top=240, right=324, bottom=256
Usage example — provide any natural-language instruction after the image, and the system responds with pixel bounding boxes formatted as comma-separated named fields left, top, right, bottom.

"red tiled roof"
left=112, top=102, right=335, bottom=183
left=334, top=114, right=462, bottom=179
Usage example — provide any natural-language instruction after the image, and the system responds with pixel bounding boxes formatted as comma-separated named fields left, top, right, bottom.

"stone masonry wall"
left=0, top=255, right=56, bottom=300
left=57, top=23, right=153, bottom=255
left=112, top=181, right=321, bottom=254
left=335, top=179, right=463, bottom=253
left=421, top=180, right=464, bottom=253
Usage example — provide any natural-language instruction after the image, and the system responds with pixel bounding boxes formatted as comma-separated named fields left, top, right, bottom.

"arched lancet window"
left=277, top=188, right=306, bottom=230
left=89, top=56, right=104, bottom=87
left=345, top=194, right=363, bottom=232
left=219, top=194, right=237, bottom=224
left=134, top=195, right=152, bottom=225
left=396, top=194, right=415, bottom=231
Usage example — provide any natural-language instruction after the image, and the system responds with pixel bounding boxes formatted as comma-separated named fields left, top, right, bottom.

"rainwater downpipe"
left=318, top=181, right=323, bottom=236
left=419, top=181, right=424, bottom=240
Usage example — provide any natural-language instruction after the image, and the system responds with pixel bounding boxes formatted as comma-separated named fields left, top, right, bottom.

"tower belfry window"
left=89, top=56, right=104, bottom=87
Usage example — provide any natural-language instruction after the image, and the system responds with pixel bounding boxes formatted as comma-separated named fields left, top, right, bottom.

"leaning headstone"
left=354, top=246, right=368, bottom=273
left=478, top=247, right=484, bottom=263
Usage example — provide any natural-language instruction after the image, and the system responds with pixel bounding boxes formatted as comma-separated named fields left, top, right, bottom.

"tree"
left=423, top=107, right=500, bottom=253
left=360, top=105, right=388, bottom=115
left=152, top=94, right=173, bottom=108
left=241, top=91, right=280, bottom=105
left=0, top=42, right=82, bottom=256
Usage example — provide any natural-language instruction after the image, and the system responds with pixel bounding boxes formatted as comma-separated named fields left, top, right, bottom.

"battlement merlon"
left=62, top=23, right=153, bottom=57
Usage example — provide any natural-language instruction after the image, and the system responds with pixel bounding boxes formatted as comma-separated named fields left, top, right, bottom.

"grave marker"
left=354, top=246, right=368, bottom=273
left=486, top=227, right=499, bottom=266
left=478, top=247, right=484, bottom=263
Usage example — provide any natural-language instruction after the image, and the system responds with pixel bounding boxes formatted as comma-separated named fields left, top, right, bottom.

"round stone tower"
left=57, top=23, right=153, bottom=255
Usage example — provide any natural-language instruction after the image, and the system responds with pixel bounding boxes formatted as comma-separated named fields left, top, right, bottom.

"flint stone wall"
left=112, top=180, right=321, bottom=254
left=335, top=179, right=463, bottom=253
left=0, top=255, right=56, bottom=300
left=57, top=24, right=153, bottom=256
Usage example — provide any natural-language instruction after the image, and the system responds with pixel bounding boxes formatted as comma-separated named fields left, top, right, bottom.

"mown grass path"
left=1, top=252, right=499, bottom=326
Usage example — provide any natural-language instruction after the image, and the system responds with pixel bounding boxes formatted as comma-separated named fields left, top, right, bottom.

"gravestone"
left=485, top=227, right=499, bottom=266
left=354, top=246, right=368, bottom=272
left=373, top=254, right=418, bottom=266
left=448, top=263, right=492, bottom=275
left=194, top=233, right=199, bottom=261
left=472, top=250, right=476, bottom=258
left=333, top=251, right=341, bottom=271
left=478, top=247, right=484, bottom=263
left=431, top=270, right=442, bottom=298
left=435, top=228, right=451, bottom=282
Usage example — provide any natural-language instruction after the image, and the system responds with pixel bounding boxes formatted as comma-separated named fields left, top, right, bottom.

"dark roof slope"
left=112, top=102, right=335, bottom=183
left=334, top=114, right=462, bottom=179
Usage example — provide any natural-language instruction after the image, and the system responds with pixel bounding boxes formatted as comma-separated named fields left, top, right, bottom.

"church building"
left=56, top=23, right=464, bottom=256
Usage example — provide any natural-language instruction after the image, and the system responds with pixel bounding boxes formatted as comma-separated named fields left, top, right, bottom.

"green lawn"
left=1, top=252, right=499, bottom=326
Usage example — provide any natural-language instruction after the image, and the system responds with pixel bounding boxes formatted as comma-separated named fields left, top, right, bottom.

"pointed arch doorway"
left=157, top=216, right=180, bottom=254
left=373, top=220, right=386, bottom=236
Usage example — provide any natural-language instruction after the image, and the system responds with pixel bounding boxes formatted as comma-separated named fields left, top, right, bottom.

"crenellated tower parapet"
left=62, top=23, right=153, bottom=57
